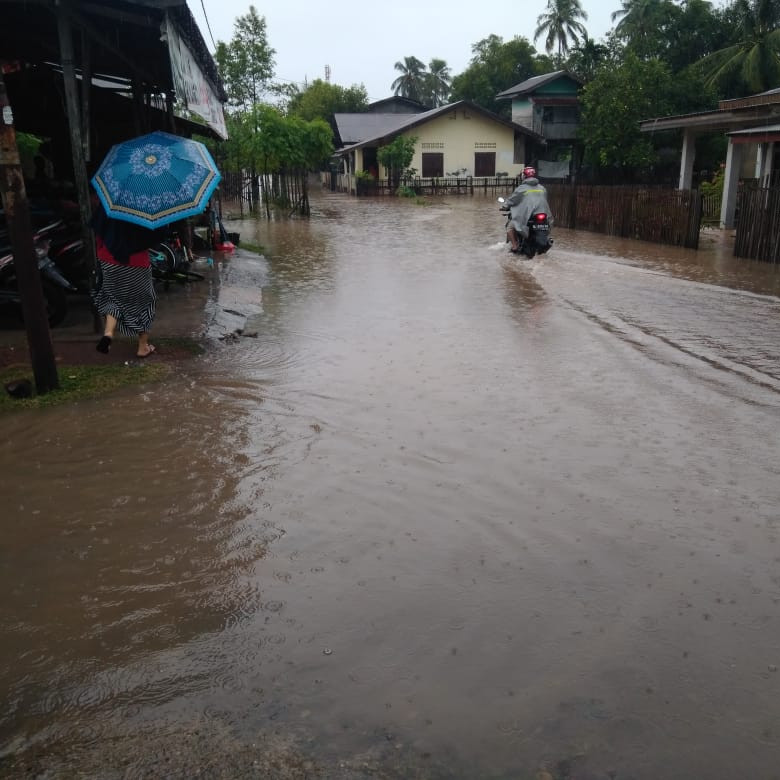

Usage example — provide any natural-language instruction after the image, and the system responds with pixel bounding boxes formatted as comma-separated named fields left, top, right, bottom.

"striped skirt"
left=92, top=261, right=156, bottom=336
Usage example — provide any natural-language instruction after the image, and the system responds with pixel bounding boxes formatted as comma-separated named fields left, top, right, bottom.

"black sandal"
left=96, top=335, right=112, bottom=354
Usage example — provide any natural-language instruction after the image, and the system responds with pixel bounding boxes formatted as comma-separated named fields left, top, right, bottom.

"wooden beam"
left=56, top=0, right=97, bottom=301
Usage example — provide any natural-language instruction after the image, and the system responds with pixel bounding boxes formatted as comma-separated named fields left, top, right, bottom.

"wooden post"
left=56, top=1, right=97, bottom=302
left=80, top=29, right=91, bottom=163
left=0, top=69, right=59, bottom=394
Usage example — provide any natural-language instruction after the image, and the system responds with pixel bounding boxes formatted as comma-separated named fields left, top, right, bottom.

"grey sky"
left=191, top=0, right=617, bottom=103
left=192, top=0, right=730, bottom=104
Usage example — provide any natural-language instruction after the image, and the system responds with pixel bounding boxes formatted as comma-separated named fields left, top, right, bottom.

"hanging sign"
left=165, top=16, right=228, bottom=139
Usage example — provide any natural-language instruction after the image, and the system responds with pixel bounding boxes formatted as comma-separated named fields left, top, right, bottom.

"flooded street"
left=2, top=190, right=780, bottom=779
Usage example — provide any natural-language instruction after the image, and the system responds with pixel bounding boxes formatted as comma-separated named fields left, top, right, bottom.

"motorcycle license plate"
left=531, top=224, right=549, bottom=231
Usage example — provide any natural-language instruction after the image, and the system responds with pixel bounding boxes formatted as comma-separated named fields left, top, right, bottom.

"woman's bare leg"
left=104, top=314, right=117, bottom=338
left=137, top=332, right=155, bottom=357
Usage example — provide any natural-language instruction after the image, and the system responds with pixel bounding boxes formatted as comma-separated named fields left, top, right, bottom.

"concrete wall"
left=380, top=108, right=525, bottom=178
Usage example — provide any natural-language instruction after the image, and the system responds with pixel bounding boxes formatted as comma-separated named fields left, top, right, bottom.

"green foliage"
left=425, top=59, right=453, bottom=107
left=247, top=105, right=333, bottom=173
left=377, top=136, right=418, bottom=190
left=579, top=54, right=677, bottom=170
left=535, top=0, right=589, bottom=58
left=449, top=35, right=540, bottom=116
left=287, top=79, right=369, bottom=122
left=15, top=132, right=42, bottom=159
left=695, top=0, right=780, bottom=95
left=565, top=35, right=612, bottom=81
left=700, top=163, right=725, bottom=197
left=215, top=5, right=275, bottom=111
left=391, top=56, right=427, bottom=103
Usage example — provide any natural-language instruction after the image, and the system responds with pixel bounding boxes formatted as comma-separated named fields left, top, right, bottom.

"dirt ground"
left=0, top=336, right=202, bottom=369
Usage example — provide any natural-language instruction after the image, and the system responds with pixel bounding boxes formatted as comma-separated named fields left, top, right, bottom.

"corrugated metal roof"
left=333, top=113, right=415, bottom=145
left=335, top=100, right=543, bottom=155
left=495, top=70, right=581, bottom=99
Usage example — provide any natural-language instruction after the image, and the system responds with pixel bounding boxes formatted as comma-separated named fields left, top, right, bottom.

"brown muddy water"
left=2, top=191, right=780, bottom=779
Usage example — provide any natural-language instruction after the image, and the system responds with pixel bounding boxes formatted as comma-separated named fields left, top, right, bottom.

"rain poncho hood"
left=506, top=178, right=553, bottom=237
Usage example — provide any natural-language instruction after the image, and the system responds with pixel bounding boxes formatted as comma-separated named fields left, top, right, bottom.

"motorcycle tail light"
left=535, top=213, right=547, bottom=222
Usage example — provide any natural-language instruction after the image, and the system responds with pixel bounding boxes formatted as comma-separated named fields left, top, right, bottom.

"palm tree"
left=391, top=56, right=427, bottom=102
left=534, top=0, right=589, bottom=58
left=610, top=0, right=666, bottom=44
left=426, top=58, right=452, bottom=107
left=697, top=0, right=780, bottom=94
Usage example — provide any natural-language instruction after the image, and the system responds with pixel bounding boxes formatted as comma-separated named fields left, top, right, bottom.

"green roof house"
left=496, top=70, right=583, bottom=180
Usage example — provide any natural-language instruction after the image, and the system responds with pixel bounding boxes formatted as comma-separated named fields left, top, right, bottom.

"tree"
left=665, top=0, right=731, bottom=72
left=610, top=0, right=678, bottom=58
left=534, top=0, right=589, bottom=59
left=695, top=0, right=780, bottom=95
left=391, top=56, right=427, bottom=102
left=425, top=59, right=452, bottom=107
left=214, top=6, right=275, bottom=111
left=449, top=35, right=540, bottom=116
left=565, top=35, right=611, bottom=81
left=287, top=79, right=369, bottom=123
left=377, top=135, right=417, bottom=191
left=579, top=54, right=676, bottom=173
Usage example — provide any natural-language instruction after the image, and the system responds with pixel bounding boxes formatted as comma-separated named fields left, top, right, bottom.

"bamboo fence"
left=734, top=185, right=780, bottom=263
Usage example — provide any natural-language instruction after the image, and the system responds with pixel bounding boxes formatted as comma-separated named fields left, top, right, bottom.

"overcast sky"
left=190, top=0, right=621, bottom=103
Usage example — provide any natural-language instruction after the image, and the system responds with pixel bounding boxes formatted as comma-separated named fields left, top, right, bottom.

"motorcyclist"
left=503, top=166, right=552, bottom=253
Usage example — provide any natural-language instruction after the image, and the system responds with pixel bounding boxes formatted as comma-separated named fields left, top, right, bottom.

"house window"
left=422, top=152, right=444, bottom=177
left=474, top=152, right=495, bottom=176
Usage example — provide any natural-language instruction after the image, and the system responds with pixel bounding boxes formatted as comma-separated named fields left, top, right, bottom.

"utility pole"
left=0, top=67, right=59, bottom=394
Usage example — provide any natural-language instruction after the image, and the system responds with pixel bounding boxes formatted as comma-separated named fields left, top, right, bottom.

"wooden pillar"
left=0, top=70, right=59, bottom=394
left=56, top=0, right=97, bottom=298
left=80, top=30, right=91, bottom=162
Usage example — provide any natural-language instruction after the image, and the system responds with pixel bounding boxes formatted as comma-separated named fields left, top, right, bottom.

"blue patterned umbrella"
left=91, top=131, right=221, bottom=229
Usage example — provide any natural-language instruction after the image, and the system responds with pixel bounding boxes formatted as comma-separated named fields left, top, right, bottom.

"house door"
left=474, top=152, right=496, bottom=176
left=422, top=153, right=443, bottom=177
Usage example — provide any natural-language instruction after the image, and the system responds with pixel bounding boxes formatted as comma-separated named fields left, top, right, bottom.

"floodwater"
left=2, top=191, right=780, bottom=779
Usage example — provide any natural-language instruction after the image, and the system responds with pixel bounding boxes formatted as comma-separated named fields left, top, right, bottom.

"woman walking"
left=91, top=201, right=160, bottom=358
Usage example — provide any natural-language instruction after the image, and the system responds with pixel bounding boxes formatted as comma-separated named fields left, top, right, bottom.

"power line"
left=199, top=0, right=217, bottom=50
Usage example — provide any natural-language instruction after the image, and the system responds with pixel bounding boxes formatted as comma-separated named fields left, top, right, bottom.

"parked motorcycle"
left=0, top=220, right=79, bottom=327
left=498, top=196, right=553, bottom=259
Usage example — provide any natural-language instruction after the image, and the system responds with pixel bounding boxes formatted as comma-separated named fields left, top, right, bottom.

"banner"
left=165, top=16, right=228, bottom=139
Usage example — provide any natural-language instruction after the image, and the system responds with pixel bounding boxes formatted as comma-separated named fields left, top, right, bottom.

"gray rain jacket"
left=506, top=177, right=553, bottom=238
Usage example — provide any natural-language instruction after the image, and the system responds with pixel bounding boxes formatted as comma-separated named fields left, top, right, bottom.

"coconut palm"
left=697, top=0, right=780, bottom=94
left=391, top=56, right=427, bottom=102
left=426, top=58, right=452, bottom=107
left=610, top=0, right=666, bottom=43
left=534, top=0, right=589, bottom=58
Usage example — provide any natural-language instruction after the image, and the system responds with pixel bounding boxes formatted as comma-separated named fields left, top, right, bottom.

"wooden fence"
left=546, top=184, right=702, bottom=249
left=734, top=185, right=780, bottom=263
left=325, top=174, right=702, bottom=249
left=219, top=170, right=310, bottom=217
left=323, top=172, right=520, bottom=197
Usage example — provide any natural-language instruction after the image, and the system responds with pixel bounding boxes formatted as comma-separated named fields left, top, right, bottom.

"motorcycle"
left=497, top=196, right=553, bottom=259
left=0, top=220, right=77, bottom=327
